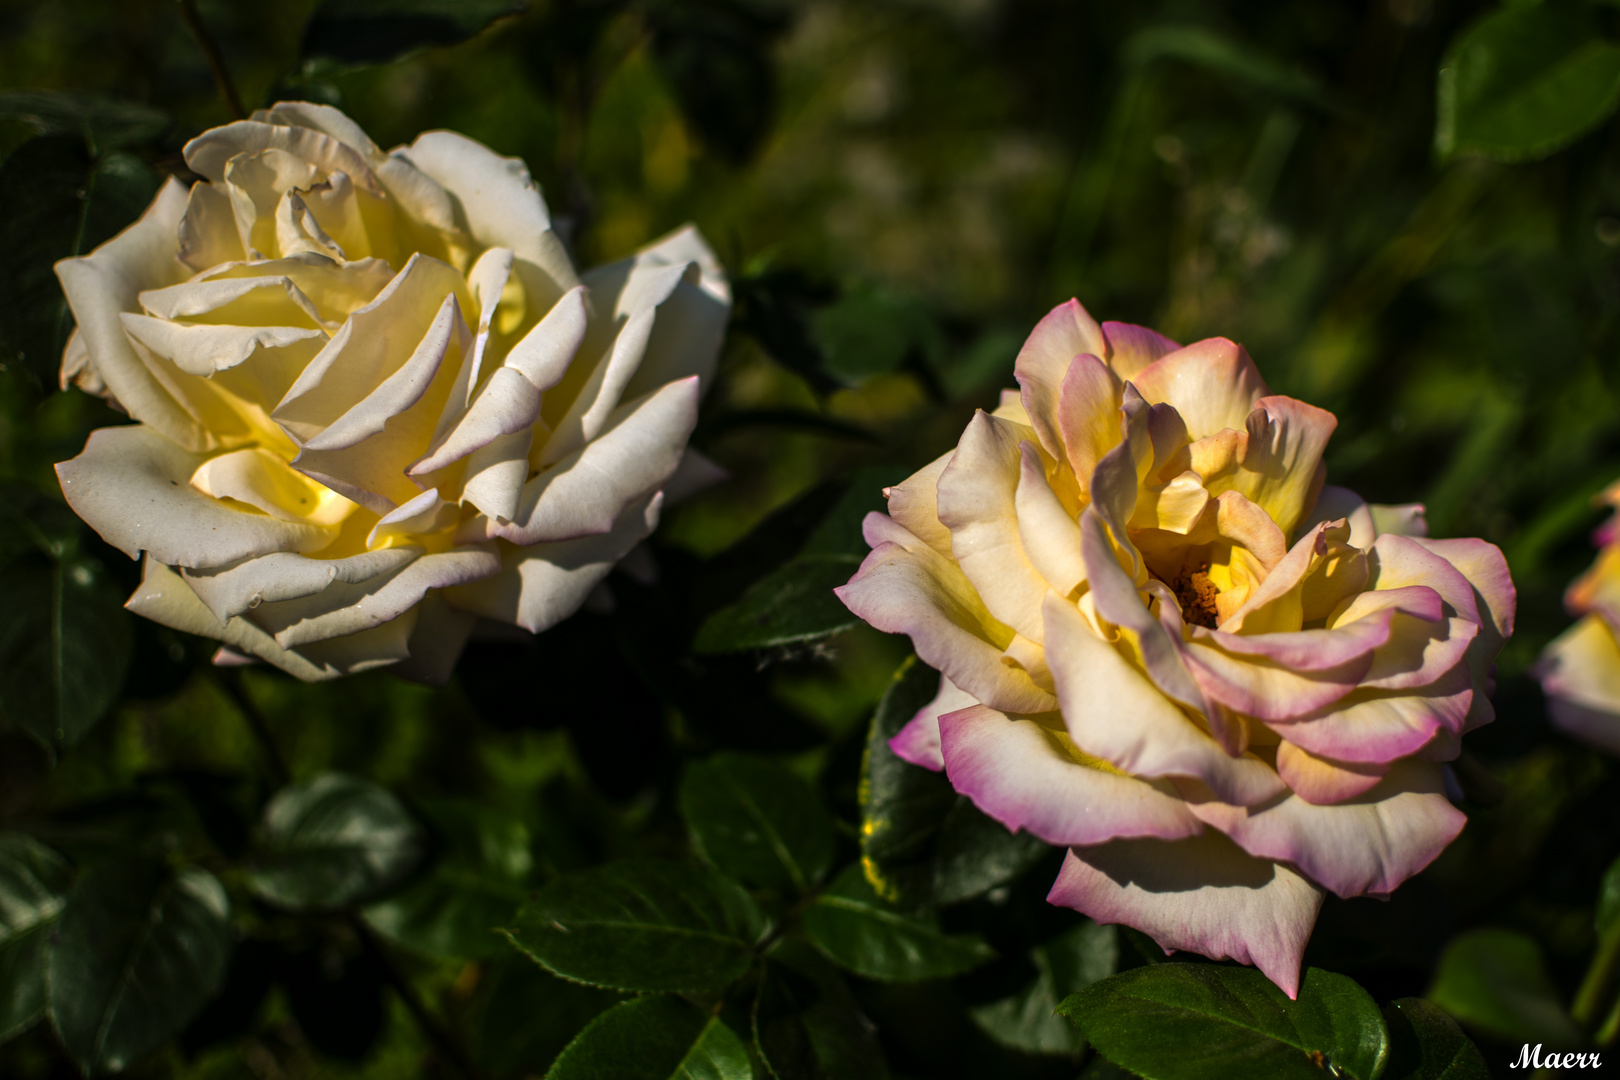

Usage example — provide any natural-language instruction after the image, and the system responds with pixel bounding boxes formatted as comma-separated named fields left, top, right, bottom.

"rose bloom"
left=53, top=103, right=727, bottom=682
left=836, top=301, right=1514, bottom=996
left=1539, top=483, right=1620, bottom=754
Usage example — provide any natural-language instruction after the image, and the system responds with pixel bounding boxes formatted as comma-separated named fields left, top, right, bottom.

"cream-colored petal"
left=291, top=292, right=472, bottom=512
left=191, top=447, right=356, bottom=527
left=1130, top=337, right=1272, bottom=441
left=57, top=425, right=338, bottom=568
left=1015, top=442, right=1086, bottom=597
left=937, top=411, right=1048, bottom=643
left=463, top=375, right=699, bottom=545
left=447, top=492, right=663, bottom=633
left=1013, top=299, right=1107, bottom=459
left=182, top=546, right=419, bottom=624
left=55, top=178, right=203, bottom=447
left=884, top=450, right=954, bottom=558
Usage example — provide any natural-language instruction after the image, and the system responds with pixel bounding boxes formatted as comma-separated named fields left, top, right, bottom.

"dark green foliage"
left=1437, top=3, right=1620, bottom=162
left=802, top=865, right=995, bottom=983
left=967, top=919, right=1118, bottom=1056
left=47, top=857, right=232, bottom=1073
left=0, top=836, right=70, bottom=1042
left=302, top=0, right=529, bottom=68
left=1057, top=965, right=1388, bottom=1080
left=1424, top=928, right=1583, bottom=1045
left=680, top=752, right=836, bottom=895
left=545, top=994, right=753, bottom=1080
left=860, top=658, right=1048, bottom=908
left=248, top=773, right=426, bottom=912
left=0, top=137, right=159, bottom=391
left=754, top=940, right=888, bottom=1080
left=504, top=860, right=765, bottom=991
left=1381, top=999, right=1492, bottom=1080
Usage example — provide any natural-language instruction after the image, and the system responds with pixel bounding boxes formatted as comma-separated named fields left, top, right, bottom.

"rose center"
left=1157, top=562, right=1221, bottom=629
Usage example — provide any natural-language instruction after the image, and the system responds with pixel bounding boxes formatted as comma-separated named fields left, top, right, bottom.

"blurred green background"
left=4, top=0, right=1620, bottom=1077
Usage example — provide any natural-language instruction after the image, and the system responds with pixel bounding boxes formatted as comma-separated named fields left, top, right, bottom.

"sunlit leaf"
left=802, top=865, right=995, bottom=983
left=1057, top=965, right=1389, bottom=1080
left=248, top=773, right=426, bottom=912
left=504, top=860, right=764, bottom=992
left=48, top=858, right=232, bottom=1073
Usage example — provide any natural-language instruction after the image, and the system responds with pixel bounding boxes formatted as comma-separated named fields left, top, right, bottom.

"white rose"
left=53, top=102, right=729, bottom=682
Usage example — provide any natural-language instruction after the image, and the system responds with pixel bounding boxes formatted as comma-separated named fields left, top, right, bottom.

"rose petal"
left=55, top=178, right=201, bottom=445
left=1130, top=337, right=1272, bottom=441
left=889, top=671, right=976, bottom=771
left=1100, top=321, right=1179, bottom=379
left=1056, top=353, right=1122, bottom=499
left=885, top=450, right=954, bottom=558
left=1268, top=663, right=1472, bottom=764
left=1015, top=299, right=1108, bottom=459
left=1048, top=836, right=1323, bottom=998
left=57, top=425, right=339, bottom=568
left=940, top=705, right=1204, bottom=845
left=1016, top=442, right=1087, bottom=596
left=1274, top=741, right=1388, bottom=805
left=1190, top=758, right=1466, bottom=898
left=836, top=514, right=1056, bottom=714
left=936, top=411, right=1049, bottom=642
left=446, top=492, right=663, bottom=634
left=1541, top=614, right=1620, bottom=756
left=462, top=375, right=699, bottom=545
left=1044, top=591, right=1285, bottom=806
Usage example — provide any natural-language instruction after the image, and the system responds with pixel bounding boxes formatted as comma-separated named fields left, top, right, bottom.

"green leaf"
left=0, top=834, right=72, bottom=1041
left=802, top=865, right=994, bottom=983
left=546, top=994, right=754, bottom=1080
left=968, top=920, right=1118, bottom=1057
left=0, top=553, right=133, bottom=747
left=1381, top=999, right=1491, bottom=1080
left=680, top=753, right=835, bottom=896
left=301, top=0, right=529, bottom=68
left=1425, top=927, right=1583, bottom=1046
left=362, top=797, right=533, bottom=959
left=1057, top=964, right=1389, bottom=1080
left=470, top=959, right=623, bottom=1078
left=1436, top=4, right=1620, bottom=162
left=859, top=657, right=1048, bottom=908
left=248, top=773, right=426, bottom=913
left=754, top=938, right=888, bottom=1080
left=47, top=857, right=232, bottom=1073
left=0, top=136, right=160, bottom=390
left=0, top=91, right=169, bottom=153
left=504, top=860, right=764, bottom=992
left=693, top=469, right=894, bottom=654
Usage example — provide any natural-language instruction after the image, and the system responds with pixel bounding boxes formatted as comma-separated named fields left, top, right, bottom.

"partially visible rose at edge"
left=52, top=102, right=728, bottom=683
left=1540, top=483, right=1620, bottom=753
left=836, top=299, right=1514, bottom=996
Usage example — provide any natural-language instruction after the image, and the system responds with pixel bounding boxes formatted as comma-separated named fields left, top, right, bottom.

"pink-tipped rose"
left=836, top=299, right=1514, bottom=996
left=1540, top=483, right=1620, bottom=754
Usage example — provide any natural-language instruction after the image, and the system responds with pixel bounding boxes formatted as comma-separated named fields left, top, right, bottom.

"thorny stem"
left=177, top=0, right=246, bottom=120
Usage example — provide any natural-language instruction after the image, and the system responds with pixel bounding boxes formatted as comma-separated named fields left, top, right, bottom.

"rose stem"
left=176, top=0, right=246, bottom=120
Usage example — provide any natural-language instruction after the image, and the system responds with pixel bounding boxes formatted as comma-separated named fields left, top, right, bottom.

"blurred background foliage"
left=4, top=0, right=1620, bottom=1077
